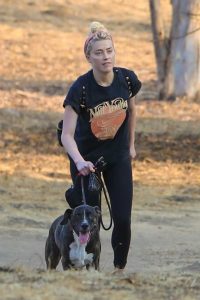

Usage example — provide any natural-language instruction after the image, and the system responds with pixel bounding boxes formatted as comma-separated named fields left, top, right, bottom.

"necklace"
left=96, top=80, right=113, bottom=87
left=94, top=72, right=114, bottom=87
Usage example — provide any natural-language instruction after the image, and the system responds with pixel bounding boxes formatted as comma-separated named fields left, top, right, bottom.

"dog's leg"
left=61, top=244, right=72, bottom=270
left=85, top=241, right=101, bottom=271
left=86, top=254, right=100, bottom=271
left=45, top=234, right=61, bottom=270
left=93, top=254, right=100, bottom=271
left=93, top=241, right=101, bottom=271
left=61, top=256, right=71, bottom=270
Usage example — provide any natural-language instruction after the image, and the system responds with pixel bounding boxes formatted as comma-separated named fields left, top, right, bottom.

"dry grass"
left=0, top=266, right=200, bottom=300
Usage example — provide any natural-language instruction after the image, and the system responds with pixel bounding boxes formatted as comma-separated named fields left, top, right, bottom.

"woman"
left=61, top=21, right=141, bottom=273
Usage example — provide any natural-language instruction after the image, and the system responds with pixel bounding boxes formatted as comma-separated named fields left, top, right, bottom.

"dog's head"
left=60, top=204, right=101, bottom=245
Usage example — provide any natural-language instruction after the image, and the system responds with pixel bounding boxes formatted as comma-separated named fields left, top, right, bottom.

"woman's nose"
left=103, top=52, right=109, bottom=59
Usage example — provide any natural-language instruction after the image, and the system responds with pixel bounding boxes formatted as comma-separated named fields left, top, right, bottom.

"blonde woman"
left=61, top=22, right=141, bottom=273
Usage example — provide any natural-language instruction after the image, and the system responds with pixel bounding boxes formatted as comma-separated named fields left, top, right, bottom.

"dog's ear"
left=94, top=206, right=101, bottom=217
left=60, top=209, right=73, bottom=225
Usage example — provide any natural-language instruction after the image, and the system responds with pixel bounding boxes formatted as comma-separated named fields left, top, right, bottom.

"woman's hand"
left=75, top=160, right=95, bottom=176
left=130, top=144, right=136, bottom=159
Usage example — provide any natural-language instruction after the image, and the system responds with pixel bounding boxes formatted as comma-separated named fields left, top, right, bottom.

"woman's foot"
left=111, top=267, right=125, bottom=275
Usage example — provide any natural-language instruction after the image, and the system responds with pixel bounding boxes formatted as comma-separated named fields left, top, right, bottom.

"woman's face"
left=87, top=39, right=115, bottom=73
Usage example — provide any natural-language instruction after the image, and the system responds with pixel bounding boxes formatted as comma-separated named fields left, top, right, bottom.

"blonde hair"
left=84, top=21, right=113, bottom=56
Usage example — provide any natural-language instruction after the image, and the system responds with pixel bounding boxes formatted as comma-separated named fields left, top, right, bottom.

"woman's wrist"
left=74, top=159, right=85, bottom=166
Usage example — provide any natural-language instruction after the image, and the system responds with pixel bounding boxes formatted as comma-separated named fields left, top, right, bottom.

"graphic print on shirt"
left=88, top=98, right=128, bottom=140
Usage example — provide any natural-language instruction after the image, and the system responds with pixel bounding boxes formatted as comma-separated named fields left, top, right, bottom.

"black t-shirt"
left=63, top=67, right=141, bottom=164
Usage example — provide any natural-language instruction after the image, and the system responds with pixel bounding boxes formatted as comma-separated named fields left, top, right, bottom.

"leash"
left=95, top=171, right=113, bottom=231
left=80, top=176, right=87, bottom=205
left=79, top=172, right=113, bottom=231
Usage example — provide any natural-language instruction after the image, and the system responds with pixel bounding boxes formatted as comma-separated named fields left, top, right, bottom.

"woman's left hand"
left=130, top=144, right=136, bottom=159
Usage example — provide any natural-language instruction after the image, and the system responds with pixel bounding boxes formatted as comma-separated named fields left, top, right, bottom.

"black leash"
left=80, top=176, right=86, bottom=205
left=96, top=171, right=113, bottom=231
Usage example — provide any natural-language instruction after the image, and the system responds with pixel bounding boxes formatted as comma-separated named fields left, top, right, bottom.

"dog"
left=45, top=204, right=101, bottom=270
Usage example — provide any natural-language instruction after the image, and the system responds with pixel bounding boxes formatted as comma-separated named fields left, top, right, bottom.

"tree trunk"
left=149, top=0, right=169, bottom=99
left=165, top=0, right=200, bottom=100
left=149, top=0, right=200, bottom=100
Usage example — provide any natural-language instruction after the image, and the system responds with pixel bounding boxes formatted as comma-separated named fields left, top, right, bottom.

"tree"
left=149, top=0, right=200, bottom=100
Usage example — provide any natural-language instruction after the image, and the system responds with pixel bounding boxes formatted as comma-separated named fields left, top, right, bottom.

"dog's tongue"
left=79, top=232, right=90, bottom=244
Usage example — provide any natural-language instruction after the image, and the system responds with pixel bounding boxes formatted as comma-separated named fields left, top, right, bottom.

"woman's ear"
left=86, top=55, right=91, bottom=64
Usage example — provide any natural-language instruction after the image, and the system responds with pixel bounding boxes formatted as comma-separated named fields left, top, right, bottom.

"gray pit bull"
left=45, top=204, right=101, bottom=270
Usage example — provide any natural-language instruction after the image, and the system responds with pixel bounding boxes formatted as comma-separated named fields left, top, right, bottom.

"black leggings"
left=70, top=156, right=133, bottom=269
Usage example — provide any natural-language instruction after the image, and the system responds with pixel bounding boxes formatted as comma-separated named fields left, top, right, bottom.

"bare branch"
left=171, top=27, right=200, bottom=39
left=181, top=11, right=200, bottom=17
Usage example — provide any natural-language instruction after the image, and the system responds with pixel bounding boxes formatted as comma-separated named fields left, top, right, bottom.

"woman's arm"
left=61, top=106, right=95, bottom=175
left=128, top=97, right=137, bottom=159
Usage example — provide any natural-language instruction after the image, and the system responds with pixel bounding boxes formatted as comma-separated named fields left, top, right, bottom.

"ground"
left=0, top=0, right=200, bottom=299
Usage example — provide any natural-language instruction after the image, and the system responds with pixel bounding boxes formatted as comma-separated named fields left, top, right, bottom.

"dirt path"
left=1, top=205, right=200, bottom=275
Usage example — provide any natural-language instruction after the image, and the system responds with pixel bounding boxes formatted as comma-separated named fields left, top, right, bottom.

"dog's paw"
left=85, top=253, right=94, bottom=265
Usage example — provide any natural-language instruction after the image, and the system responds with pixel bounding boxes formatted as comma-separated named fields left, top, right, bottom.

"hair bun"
left=90, top=21, right=106, bottom=34
left=84, top=21, right=112, bottom=56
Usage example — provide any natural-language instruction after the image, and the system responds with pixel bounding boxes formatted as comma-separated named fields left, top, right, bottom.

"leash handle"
left=80, top=176, right=86, bottom=205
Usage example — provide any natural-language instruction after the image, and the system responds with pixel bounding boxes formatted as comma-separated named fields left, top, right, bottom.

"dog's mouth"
left=79, top=231, right=90, bottom=245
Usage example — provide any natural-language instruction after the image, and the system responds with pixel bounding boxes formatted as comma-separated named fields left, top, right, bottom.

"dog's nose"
left=81, top=223, right=89, bottom=230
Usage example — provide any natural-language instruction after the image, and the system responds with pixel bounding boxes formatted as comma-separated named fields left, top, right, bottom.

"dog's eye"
left=75, top=213, right=81, bottom=217
left=86, top=212, right=93, bottom=219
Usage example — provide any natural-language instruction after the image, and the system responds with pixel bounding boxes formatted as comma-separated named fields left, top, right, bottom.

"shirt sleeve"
left=127, top=69, right=142, bottom=98
left=63, top=80, right=82, bottom=114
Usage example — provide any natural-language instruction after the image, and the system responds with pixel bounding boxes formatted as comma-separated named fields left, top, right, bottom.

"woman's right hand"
left=75, top=160, right=95, bottom=176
